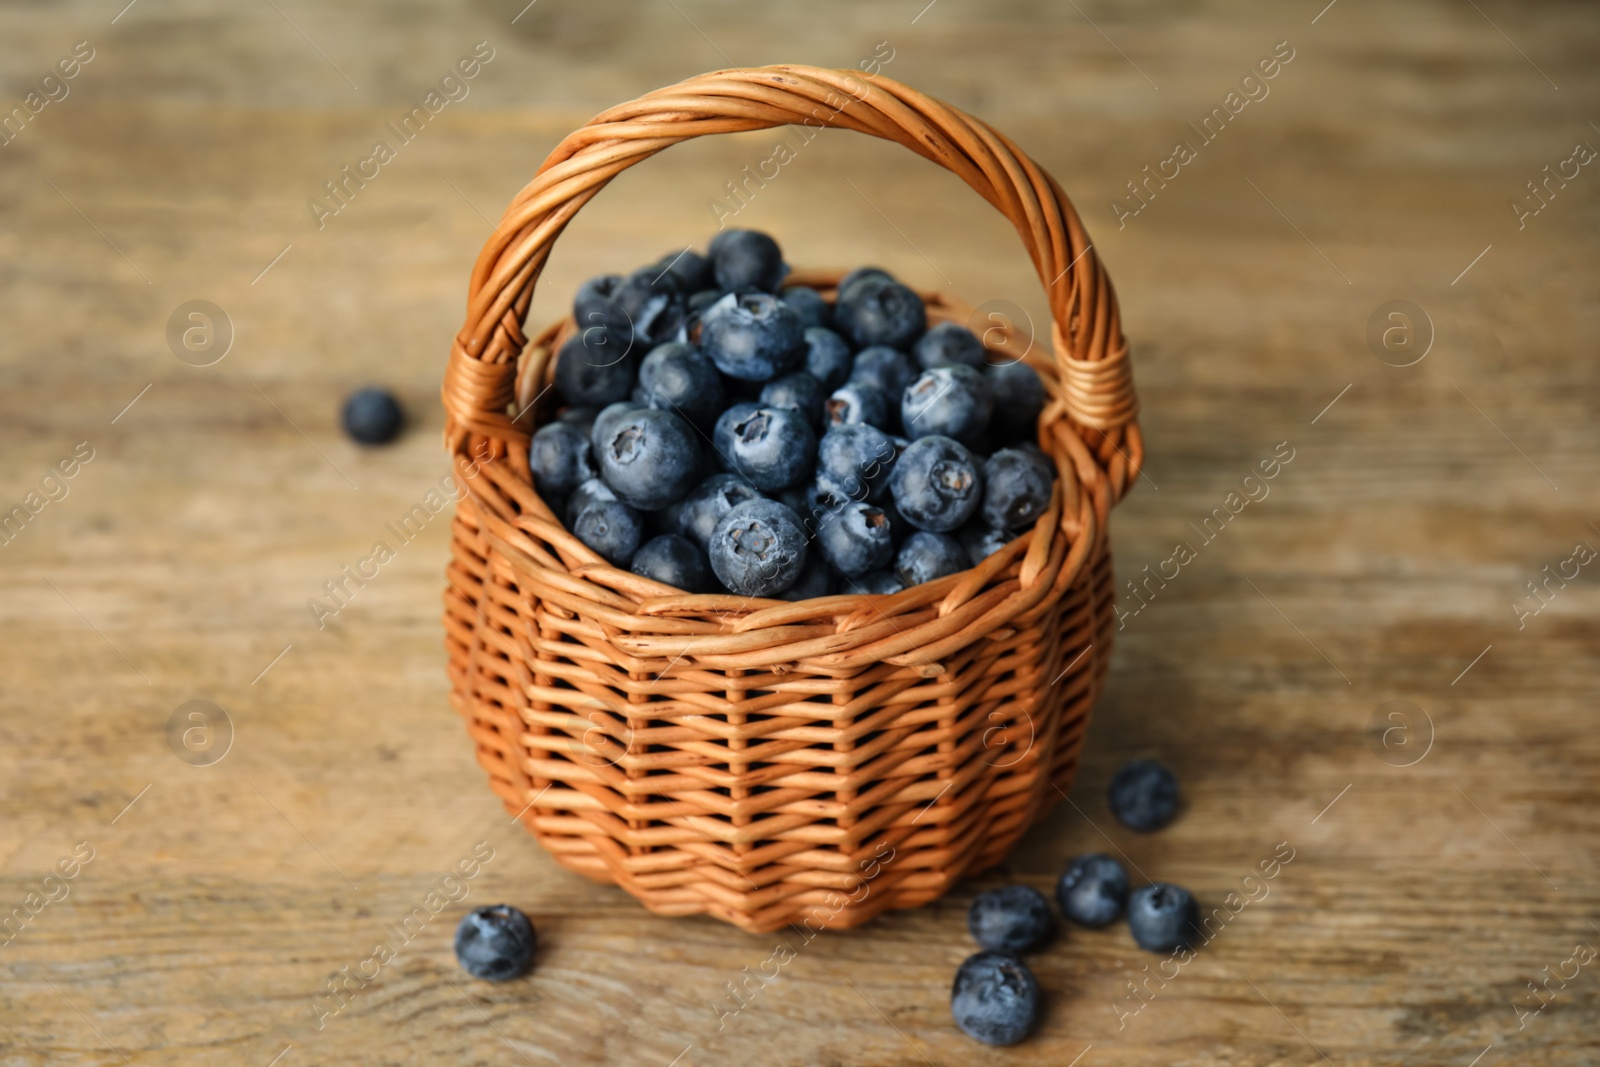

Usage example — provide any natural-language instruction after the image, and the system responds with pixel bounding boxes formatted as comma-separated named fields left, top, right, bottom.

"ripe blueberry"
left=802, top=327, right=854, bottom=390
left=675, top=473, right=762, bottom=552
left=778, top=557, right=834, bottom=601
left=570, top=494, right=643, bottom=566
left=630, top=533, right=712, bottom=593
left=836, top=277, right=926, bottom=350
left=633, top=342, right=725, bottom=428
left=1127, top=883, right=1200, bottom=953
left=849, top=345, right=917, bottom=403
left=710, top=229, right=786, bottom=292
left=700, top=293, right=805, bottom=381
left=816, top=423, right=897, bottom=502
left=1108, top=759, right=1180, bottom=831
left=760, top=371, right=826, bottom=428
left=724, top=406, right=816, bottom=491
left=894, top=530, right=968, bottom=588
left=968, top=885, right=1054, bottom=955
left=653, top=248, right=711, bottom=292
left=902, top=364, right=993, bottom=444
left=528, top=421, right=596, bottom=498
left=816, top=500, right=894, bottom=577
left=981, top=448, right=1054, bottom=530
left=958, top=521, right=1012, bottom=566
left=1056, top=853, right=1130, bottom=928
left=914, top=321, right=987, bottom=370
left=889, top=435, right=983, bottom=532
left=595, top=408, right=701, bottom=511
left=986, top=361, right=1047, bottom=441
left=341, top=387, right=403, bottom=445
left=555, top=332, right=635, bottom=407
left=780, top=285, right=831, bottom=329
left=454, top=904, right=536, bottom=982
left=950, top=951, right=1039, bottom=1046
left=825, top=382, right=889, bottom=430
left=708, top=498, right=808, bottom=597
left=855, top=569, right=905, bottom=595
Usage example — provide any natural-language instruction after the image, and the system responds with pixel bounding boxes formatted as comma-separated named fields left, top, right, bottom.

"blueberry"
left=968, top=885, right=1054, bottom=955
left=566, top=475, right=617, bottom=525
left=654, top=248, right=712, bottom=292
left=895, top=531, right=968, bottom=588
left=902, top=365, right=993, bottom=444
left=1127, top=883, right=1200, bottom=953
left=700, top=293, right=805, bottom=381
left=950, top=951, right=1039, bottom=1046
left=711, top=229, right=786, bottom=292
left=454, top=904, right=536, bottom=982
left=341, top=387, right=403, bottom=445
left=676, top=473, right=762, bottom=551
left=573, top=273, right=623, bottom=335
left=611, top=267, right=686, bottom=350
left=914, top=321, right=987, bottom=371
left=781, top=286, right=831, bottom=329
left=1108, top=759, right=1180, bottom=831
left=824, top=382, right=889, bottom=430
left=555, top=332, right=635, bottom=407
left=1056, top=854, right=1129, bottom=928
left=570, top=495, right=643, bottom=566
left=816, top=424, right=897, bottom=502
left=849, top=345, right=917, bottom=402
left=760, top=371, right=826, bottom=428
left=778, top=557, right=834, bottom=601
left=986, top=360, right=1047, bottom=440
left=630, top=533, right=711, bottom=593
left=708, top=498, right=808, bottom=597
left=802, top=327, right=853, bottom=390
left=958, top=521, right=1012, bottom=565
left=528, top=422, right=596, bottom=498
left=557, top=405, right=599, bottom=434
left=982, top=448, right=1054, bottom=530
left=687, top=288, right=723, bottom=316
left=590, top=400, right=642, bottom=456
left=837, top=266, right=895, bottom=300
left=816, top=500, right=894, bottom=577
left=724, top=406, right=816, bottom=491
left=595, top=408, right=701, bottom=511
left=633, top=342, right=726, bottom=428
left=889, top=436, right=983, bottom=532
left=855, top=569, right=905, bottom=595
left=836, top=277, right=926, bottom=350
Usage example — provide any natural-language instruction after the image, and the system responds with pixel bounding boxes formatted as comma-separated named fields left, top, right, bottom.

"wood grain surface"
left=1, top=1, right=1597, bottom=1064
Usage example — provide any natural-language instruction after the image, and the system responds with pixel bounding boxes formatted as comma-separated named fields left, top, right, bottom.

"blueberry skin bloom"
left=454, top=904, right=536, bottom=982
left=595, top=408, right=701, bottom=511
left=528, top=422, right=595, bottom=498
left=986, top=360, right=1047, bottom=440
left=555, top=331, right=635, bottom=407
left=958, top=521, right=1011, bottom=566
left=341, top=387, right=403, bottom=445
left=611, top=267, right=686, bottom=351
left=700, top=292, right=804, bottom=381
left=816, top=424, right=897, bottom=502
left=950, top=951, right=1040, bottom=1046
left=633, top=342, right=725, bottom=428
left=589, top=400, right=642, bottom=456
left=710, top=229, right=786, bottom=292
left=802, top=327, right=853, bottom=390
left=570, top=496, right=643, bottom=566
left=849, top=345, right=917, bottom=402
left=675, top=473, right=762, bottom=552
left=724, top=407, right=816, bottom=492
left=777, top=557, right=834, bottom=601
left=780, top=285, right=831, bottom=329
left=902, top=365, right=994, bottom=444
left=889, top=435, right=983, bottom=533
left=630, top=533, right=712, bottom=593
left=1128, top=883, right=1200, bottom=953
left=968, top=885, right=1054, bottom=955
left=816, top=501, right=894, bottom=577
left=708, top=498, right=808, bottom=597
left=759, top=371, right=826, bottom=428
left=895, top=531, right=968, bottom=588
left=914, top=321, right=988, bottom=371
left=1108, top=758, right=1181, bottom=831
left=855, top=569, right=905, bottom=595
left=982, top=448, right=1055, bottom=531
left=836, top=277, right=927, bottom=350
left=824, top=382, right=889, bottom=431
left=1056, top=853, right=1130, bottom=928
left=713, top=401, right=762, bottom=464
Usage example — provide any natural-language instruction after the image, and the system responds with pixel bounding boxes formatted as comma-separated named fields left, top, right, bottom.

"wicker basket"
left=440, top=65, right=1141, bottom=934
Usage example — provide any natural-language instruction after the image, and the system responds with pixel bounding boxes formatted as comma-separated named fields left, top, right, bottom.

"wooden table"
left=2, top=1, right=1596, bottom=1063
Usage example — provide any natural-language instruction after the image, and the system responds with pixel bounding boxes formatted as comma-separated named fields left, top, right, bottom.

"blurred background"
left=1, top=1, right=1596, bottom=1064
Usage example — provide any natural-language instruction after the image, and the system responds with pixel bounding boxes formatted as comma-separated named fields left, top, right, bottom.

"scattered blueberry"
left=902, top=365, right=993, bottom=444
left=556, top=332, right=635, bottom=407
left=570, top=495, right=643, bottom=566
left=895, top=531, right=968, bottom=588
left=676, top=473, right=762, bottom=552
left=986, top=360, right=1047, bottom=440
left=630, top=533, right=711, bottom=592
left=595, top=408, right=701, bottom=510
left=711, top=229, right=786, bottom=293
left=708, top=498, right=808, bottom=597
left=633, top=342, right=725, bottom=428
left=528, top=422, right=595, bottom=498
left=981, top=448, right=1054, bottom=530
left=968, top=885, right=1054, bottom=955
left=760, top=371, right=826, bottom=428
left=890, top=436, right=983, bottom=532
left=802, top=327, right=854, bottom=389
left=454, top=904, right=536, bottom=982
left=1107, top=759, right=1180, bottom=832
left=958, top=521, right=1012, bottom=565
left=341, top=387, right=403, bottom=445
left=1127, top=883, right=1200, bottom=953
left=836, top=277, right=926, bottom=350
left=1056, top=853, right=1130, bottom=928
left=914, top=321, right=987, bottom=371
left=950, top=951, right=1039, bottom=1046
left=816, top=424, right=897, bottom=502
left=825, top=382, right=889, bottom=430
left=781, top=285, right=831, bottom=329
left=816, top=500, right=895, bottom=577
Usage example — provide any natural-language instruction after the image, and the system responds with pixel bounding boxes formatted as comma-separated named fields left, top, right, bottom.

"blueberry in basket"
left=526, top=231, right=1055, bottom=598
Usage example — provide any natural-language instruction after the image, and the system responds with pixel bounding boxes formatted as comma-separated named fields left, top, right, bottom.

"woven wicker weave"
left=440, top=65, right=1141, bottom=934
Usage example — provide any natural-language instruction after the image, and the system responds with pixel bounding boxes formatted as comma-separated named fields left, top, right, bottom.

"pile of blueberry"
left=527, top=229, right=1053, bottom=599
left=951, top=759, right=1196, bottom=1046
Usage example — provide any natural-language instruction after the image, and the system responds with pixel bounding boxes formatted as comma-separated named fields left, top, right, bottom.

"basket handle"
left=442, top=64, right=1137, bottom=457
